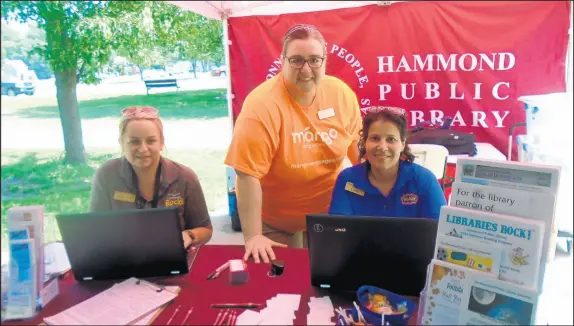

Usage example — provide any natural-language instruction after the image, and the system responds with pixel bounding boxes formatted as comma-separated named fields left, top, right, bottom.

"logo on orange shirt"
left=401, top=193, right=418, bottom=205
left=291, top=126, right=338, bottom=147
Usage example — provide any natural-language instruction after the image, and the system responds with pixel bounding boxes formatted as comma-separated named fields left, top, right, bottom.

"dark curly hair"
left=357, top=107, right=415, bottom=163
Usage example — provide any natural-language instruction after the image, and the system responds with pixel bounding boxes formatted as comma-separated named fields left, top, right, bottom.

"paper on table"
left=307, top=296, right=335, bottom=326
left=130, top=286, right=180, bottom=325
left=237, top=294, right=301, bottom=325
left=44, top=278, right=178, bottom=325
left=44, top=242, right=71, bottom=278
left=236, top=310, right=263, bottom=325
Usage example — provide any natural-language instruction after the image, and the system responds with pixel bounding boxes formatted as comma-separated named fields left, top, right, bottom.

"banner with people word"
left=226, top=1, right=571, bottom=159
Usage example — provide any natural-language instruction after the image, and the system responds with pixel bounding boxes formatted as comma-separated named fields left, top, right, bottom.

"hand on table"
left=243, top=234, right=287, bottom=264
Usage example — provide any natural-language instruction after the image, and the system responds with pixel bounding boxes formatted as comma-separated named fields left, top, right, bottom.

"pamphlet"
left=7, top=206, right=45, bottom=300
left=421, top=259, right=490, bottom=325
left=5, top=239, right=37, bottom=320
left=438, top=206, right=544, bottom=288
left=450, top=181, right=556, bottom=267
left=455, top=157, right=561, bottom=195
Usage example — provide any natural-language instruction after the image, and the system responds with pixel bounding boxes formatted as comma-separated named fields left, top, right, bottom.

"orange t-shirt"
left=224, top=73, right=362, bottom=233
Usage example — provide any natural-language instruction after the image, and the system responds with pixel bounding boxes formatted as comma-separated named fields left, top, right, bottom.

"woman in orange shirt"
left=225, top=24, right=362, bottom=263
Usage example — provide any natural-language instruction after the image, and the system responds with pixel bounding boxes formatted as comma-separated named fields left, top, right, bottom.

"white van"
left=1, top=59, right=36, bottom=96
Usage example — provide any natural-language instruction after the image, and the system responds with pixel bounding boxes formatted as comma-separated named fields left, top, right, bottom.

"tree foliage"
left=1, top=1, right=224, bottom=163
left=1, top=20, right=52, bottom=79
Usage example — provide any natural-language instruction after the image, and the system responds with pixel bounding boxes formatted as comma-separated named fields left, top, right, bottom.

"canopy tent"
left=167, top=1, right=397, bottom=20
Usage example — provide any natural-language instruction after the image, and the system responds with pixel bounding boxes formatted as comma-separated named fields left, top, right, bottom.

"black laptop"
left=56, top=207, right=190, bottom=281
left=306, top=214, right=438, bottom=297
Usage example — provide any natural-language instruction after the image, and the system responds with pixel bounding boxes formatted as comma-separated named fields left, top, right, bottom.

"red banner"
left=227, top=1, right=570, bottom=159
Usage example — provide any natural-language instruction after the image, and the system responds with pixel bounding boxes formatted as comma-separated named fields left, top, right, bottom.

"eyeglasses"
left=285, top=56, right=325, bottom=69
left=121, top=106, right=159, bottom=117
left=360, top=106, right=406, bottom=116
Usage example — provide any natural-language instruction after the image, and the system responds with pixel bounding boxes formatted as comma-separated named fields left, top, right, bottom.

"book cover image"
left=438, top=206, right=544, bottom=288
left=459, top=277, right=538, bottom=325
left=466, top=285, right=533, bottom=325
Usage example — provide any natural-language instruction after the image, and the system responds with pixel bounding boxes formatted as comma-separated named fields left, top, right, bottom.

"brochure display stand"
left=419, top=158, right=561, bottom=325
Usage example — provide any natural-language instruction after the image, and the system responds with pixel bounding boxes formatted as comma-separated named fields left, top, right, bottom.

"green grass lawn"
left=3, top=89, right=228, bottom=120
left=1, top=88, right=231, bottom=253
left=1, top=149, right=228, bottom=252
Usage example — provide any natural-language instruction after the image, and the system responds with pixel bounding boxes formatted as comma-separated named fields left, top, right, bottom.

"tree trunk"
left=137, top=64, right=144, bottom=81
left=201, top=60, right=208, bottom=72
left=191, top=60, right=197, bottom=79
left=55, top=69, right=86, bottom=164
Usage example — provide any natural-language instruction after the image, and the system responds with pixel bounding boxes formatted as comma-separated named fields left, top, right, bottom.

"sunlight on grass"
left=3, top=88, right=228, bottom=120
left=1, top=149, right=227, bottom=252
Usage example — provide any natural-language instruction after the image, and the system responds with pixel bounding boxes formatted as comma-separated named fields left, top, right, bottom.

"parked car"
left=211, top=65, right=227, bottom=77
left=142, top=68, right=171, bottom=81
left=1, top=59, right=36, bottom=96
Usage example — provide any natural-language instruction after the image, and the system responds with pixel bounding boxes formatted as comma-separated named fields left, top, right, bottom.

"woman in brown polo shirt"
left=89, top=106, right=213, bottom=248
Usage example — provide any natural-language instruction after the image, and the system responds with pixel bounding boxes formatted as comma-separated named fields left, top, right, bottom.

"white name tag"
left=318, top=108, right=335, bottom=120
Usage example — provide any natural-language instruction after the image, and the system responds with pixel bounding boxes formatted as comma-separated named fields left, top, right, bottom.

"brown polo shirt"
left=89, top=157, right=212, bottom=231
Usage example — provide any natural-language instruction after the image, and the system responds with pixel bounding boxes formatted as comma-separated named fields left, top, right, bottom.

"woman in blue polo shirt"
left=329, top=106, right=446, bottom=219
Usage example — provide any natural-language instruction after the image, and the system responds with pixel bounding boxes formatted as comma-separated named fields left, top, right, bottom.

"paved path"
left=1, top=116, right=232, bottom=150
left=1, top=74, right=231, bottom=151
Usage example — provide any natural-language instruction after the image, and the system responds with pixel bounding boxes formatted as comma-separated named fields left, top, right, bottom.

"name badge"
left=318, top=108, right=335, bottom=120
left=345, top=182, right=365, bottom=196
left=113, top=191, right=136, bottom=203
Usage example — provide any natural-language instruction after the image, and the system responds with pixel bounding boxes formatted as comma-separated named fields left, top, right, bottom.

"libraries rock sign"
left=227, top=1, right=570, bottom=157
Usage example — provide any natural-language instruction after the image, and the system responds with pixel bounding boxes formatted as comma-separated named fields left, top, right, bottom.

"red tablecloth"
left=4, top=245, right=420, bottom=325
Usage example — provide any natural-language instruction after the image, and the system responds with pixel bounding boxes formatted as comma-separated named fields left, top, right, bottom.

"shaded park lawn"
left=1, top=88, right=232, bottom=252
left=0, top=149, right=228, bottom=252
left=2, top=88, right=228, bottom=120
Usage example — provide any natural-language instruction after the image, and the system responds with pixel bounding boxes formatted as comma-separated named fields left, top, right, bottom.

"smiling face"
left=365, top=119, right=406, bottom=171
left=121, top=119, right=164, bottom=170
left=282, top=38, right=326, bottom=94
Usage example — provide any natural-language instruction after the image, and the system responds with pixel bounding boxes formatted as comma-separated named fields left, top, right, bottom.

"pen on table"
left=211, top=303, right=262, bottom=309
left=207, top=261, right=230, bottom=280
left=181, top=307, right=194, bottom=325
left=166, top=304, right=181, bottom=325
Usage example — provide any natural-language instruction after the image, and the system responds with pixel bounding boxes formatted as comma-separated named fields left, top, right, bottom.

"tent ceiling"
left=167, top=1, right=391, bottom=20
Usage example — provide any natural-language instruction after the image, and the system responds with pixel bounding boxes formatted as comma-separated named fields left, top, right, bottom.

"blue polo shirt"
left=328, top=161, right=446, bottom=219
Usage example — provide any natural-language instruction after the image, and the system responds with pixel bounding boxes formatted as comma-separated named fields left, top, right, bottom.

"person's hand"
left=243, top=234, right=287, bottom=264
left=182, top=231, right=193, bottom=249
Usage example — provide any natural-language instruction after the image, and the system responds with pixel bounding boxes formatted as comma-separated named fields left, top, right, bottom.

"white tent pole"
left=222, top=16, right=234, bottom=135
left=567, top=4, right=573, bottom=93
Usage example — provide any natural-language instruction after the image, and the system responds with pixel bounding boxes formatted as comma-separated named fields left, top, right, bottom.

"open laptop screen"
left=56, top=207, right=188, bottom=281
left=306, top=214, right=438, bottom=297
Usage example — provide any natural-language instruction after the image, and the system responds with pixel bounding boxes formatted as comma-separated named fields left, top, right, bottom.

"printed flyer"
left=438, top=206, right=544, bottom=288
left=450, top=181, right=556, bottom=267
left=421, top=260, right=489, bottom=325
